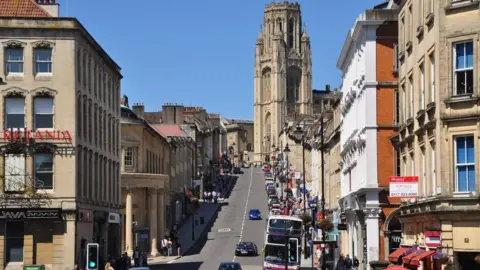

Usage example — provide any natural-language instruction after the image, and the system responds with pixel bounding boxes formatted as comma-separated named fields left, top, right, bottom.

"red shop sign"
left=2, top=130, right=72, bottom=141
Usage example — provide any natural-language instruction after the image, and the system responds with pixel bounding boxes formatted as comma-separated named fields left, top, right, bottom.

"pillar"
left=149, top=188, right=159, bottom=256
left=365, top=208, right=381, bottom=270
left=158, top=190, right=166, bottom=238
left=125, top=191, right=133, bottom=257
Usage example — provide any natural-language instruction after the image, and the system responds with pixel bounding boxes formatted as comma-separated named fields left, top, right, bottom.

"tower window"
left=288, top=18, right=294, bottom=48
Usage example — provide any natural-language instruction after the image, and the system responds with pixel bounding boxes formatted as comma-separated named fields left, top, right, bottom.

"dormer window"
left=6, top=48, right=24, bottom=74
left=34, top=48, right=53, bottom=74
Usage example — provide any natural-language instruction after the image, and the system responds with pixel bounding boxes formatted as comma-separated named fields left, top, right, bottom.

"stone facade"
left=225, top=119, right=254, bottom=165
left=119, top=104, right=170, bottom=257
left=0, top=2, right=122, bottom=269
left=253, top=1, right=313, bottom=164
left=392, top=0, right=480, bottom=268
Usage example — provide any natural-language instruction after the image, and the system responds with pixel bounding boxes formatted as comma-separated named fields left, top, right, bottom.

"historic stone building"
left=119, top=101, right=170, bottom=258
left=390, top=0, right=480, bottom=268
left=0, top=1, right=122, bottom=269
left=253, top=1, right=312, bottom=163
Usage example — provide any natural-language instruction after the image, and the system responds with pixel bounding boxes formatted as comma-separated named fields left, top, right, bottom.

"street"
left=151, top=167, right=268, bottom=270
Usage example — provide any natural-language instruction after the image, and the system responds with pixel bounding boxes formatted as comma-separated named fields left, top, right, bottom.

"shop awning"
left=384, top=266, right=409, bottom=270
left=410, top=250, right=436, bottom=266
left=388, top=247, right=409, bottom=263
left=402, top=250, right=423, bottom=264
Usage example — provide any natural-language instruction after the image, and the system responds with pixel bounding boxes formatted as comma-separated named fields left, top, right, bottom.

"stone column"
left=125, top=191, right=133, bottom=257
left=157, top=190, right=166, bottom=238
left=365, top=208, right=381, bottom=270
left=149, top=188, right=159, bottom=256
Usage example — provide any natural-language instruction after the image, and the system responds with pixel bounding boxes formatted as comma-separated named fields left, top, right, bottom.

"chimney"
left=132, top=103, right=144, bottom=117
left=36, top=0, right=60, bottom=17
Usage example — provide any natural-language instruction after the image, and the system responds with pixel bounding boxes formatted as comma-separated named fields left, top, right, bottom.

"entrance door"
left=6, top=222, right=25, bottom=263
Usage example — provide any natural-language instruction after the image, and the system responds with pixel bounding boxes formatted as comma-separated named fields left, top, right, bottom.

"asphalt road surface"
left=151, top=167, right=268, bottom=270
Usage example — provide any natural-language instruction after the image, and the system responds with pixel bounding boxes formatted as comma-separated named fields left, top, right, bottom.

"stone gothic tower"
left=253, top=1, right=312, bottom=162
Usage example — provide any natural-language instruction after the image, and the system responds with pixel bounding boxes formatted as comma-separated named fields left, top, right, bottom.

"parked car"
left=233, top=167, right=242, bottom=174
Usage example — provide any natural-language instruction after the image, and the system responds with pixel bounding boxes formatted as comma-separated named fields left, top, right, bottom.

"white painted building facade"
left=337, top=13, right=383, bottom=270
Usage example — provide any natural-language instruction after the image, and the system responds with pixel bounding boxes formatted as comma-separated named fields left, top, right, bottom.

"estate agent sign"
left=389, top=176, right=419, bottom=198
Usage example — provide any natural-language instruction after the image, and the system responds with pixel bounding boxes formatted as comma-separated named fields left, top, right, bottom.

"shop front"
left=396, top=208, right=480, bottom=270
left=0, top=208, right=65, bottom=269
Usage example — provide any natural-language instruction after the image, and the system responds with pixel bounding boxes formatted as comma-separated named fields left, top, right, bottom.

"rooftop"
left=0, top=0, right=51, bottom=17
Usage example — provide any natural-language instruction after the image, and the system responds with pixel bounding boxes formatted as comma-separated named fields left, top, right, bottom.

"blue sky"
left=56, top=0, right=383, bottom=120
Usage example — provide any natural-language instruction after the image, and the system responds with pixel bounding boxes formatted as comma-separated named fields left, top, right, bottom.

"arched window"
left=287, top=68, right=302, bottom=103
left=262, top=68, right=272, bottom=102
left=288, top=18, right=295, bottom=48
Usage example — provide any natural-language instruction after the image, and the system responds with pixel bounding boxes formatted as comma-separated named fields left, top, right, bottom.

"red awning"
left=384, top=266, right=409, bottom=270
left=403, top=250, right=424, bottom=264
left=388, top=247, right=409, bottom=263
left=410, top=250, right=436, bottom=266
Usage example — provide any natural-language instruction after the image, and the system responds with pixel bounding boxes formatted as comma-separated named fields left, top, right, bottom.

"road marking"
left=233, top=167, right=253, bottom=262
left=218, top=228, right=231, bottom=232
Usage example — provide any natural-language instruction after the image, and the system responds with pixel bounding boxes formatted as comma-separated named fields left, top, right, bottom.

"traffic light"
left=288, top=238, right=298, bottom=262
left=86, top=243, right=99, bottom=270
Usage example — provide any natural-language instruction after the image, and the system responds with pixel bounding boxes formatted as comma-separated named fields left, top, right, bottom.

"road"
left=151, top=167, right=268, bottom=270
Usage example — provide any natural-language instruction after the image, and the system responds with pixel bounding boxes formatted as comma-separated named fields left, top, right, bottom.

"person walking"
left=133, top=247, right=140, bottom=267
left=353, top=256, right=360, bottom=270
left=161, top=237, right=168, bottom=256
left=335, top=254, right=346, bottom=270
left=167, top=238, right=173, bottom=256
left=345, top=254, right=353, bottom=270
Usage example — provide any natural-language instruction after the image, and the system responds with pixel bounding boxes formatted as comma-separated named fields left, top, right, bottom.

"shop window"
left=34, top=153, right=54, bottom=190
left=454, top=135, right=475, bottom=192
left=6, top=222, right=24, bottom=263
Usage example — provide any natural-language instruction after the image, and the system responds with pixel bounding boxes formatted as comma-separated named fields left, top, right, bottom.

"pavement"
left=150, top=167, right=269, bottom=270
left=148, top=175, right=237, bottom=265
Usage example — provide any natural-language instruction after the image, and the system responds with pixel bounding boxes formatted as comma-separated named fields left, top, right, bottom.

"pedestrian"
left=167, top=238, right=173, bottom=256
left=104, top=262, right=114, bottom=270
left=133, top=247, right=140, bottom=267
left=345, top=254, right=353, bottom=270
left=177, top=242, right=181, bottom=256
left=161, top=237, right=168, bottom=256
left=336, top=254, right=346, bottom=270
left=353, top=256, right=360, bottom=270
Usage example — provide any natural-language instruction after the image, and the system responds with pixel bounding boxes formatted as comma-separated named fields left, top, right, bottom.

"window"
left=6, top=222, right=24, bottom=263
left=4, top=154, right=25, bottom=192
left=453, top=41, right=473, bottom=95
left=5, top=97, right=25, bottom=129
left=410, top=155, right=415, bottom=176
left=394, top=90, right=400, bottom=124
left=421, top=148, right=426, bottom=196
left=34, top=48, right=52, bottom=74
left=5, top=48, right=24, bottom=74
left=124, top=147, right=134, bottom=167
left=393, top=43, right=399, bottom=72
left=34, top=97, right=54, bottom=129
left=401, top=84, right=406, bottom=122
left=431, top=143, right=436, bottom=195
left=420, top=63, right=425, bottom=109
left=455, top=136, right=475, bottom=192
left=34, top=153, right=54, bottom=189
left=409, top=76, right=414, bottom=118
left=403, top=157, right=407, bottom=176
left=395, top=150, right=401, bottom=176
left=429, top=54, right=435, bottom=103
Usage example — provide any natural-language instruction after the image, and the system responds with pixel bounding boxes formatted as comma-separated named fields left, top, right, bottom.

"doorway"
left=6, top=222, right=24, bottom=264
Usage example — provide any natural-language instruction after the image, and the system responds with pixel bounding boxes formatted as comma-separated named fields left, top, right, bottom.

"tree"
left=0, top=161, right=52, bottom=208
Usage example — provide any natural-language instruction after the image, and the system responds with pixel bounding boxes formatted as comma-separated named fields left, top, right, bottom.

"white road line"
left=233, top=168, right=254, bottom=262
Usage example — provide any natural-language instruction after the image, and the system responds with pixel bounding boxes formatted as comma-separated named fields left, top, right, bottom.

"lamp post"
left=283, top=144, right=290, bottom=213
left=319, top=116, right=327, bottom=270
left=292, top=125, right=309, bottom=260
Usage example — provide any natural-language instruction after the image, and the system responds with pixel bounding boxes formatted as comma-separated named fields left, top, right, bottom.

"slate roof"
left=0, top=0, right=51, bottom=17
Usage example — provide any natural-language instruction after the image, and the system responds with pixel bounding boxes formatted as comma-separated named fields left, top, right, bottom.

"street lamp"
left=282, top=144, right=290, bottom=213
left=292, top=125, right=309, bottom=260
left=319, top=116, right=327, bottom=270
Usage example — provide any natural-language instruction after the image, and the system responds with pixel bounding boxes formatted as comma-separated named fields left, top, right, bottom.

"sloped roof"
left=154, top=124, right=182, bottom=137
left=0, top=0, right=51, bottom=17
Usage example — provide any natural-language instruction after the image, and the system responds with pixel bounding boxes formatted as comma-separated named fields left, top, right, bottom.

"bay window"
left=455, top=135, right=475, bottom=192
